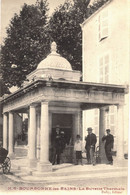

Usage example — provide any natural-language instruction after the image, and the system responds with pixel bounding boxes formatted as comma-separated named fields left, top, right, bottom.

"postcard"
left=0, top=0, right=129, bottom=194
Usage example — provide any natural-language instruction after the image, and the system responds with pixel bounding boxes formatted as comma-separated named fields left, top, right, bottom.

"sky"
left=0, top=0, right=66, bottom=43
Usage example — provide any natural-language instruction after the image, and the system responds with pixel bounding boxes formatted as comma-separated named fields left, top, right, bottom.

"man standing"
left=85, top=127, right=97, bottom=165
left=52, top=125, right=64, bottom=165
left=102, top=129, right=114, bottom=165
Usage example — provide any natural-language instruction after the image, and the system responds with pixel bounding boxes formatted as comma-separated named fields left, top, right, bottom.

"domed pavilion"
left=1, top=42, right=127, bottom=174
left=27, top=41, right=81, bottom=82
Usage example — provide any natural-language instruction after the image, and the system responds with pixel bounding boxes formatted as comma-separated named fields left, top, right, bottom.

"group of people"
left=74, top=127, right=114, bottom=166
left=0, top=125, right=114, bottom=167
left=52, top=125, right=114, bottom=166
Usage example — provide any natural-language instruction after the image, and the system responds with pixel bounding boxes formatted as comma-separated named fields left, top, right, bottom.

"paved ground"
left=0, top=170, right=128, bottom=194
left=0, top=157, right=128, bottom=195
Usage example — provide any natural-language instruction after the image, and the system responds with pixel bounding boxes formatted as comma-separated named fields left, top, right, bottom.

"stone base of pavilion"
left=114, top=158, right=128, bottom=167
left=9, top=152, right=15, bottom=159
left=9, top=145, right=128, bottom=179
left=4, top=156, right=128, bottom=185
left=37, top=161, right=52, bottom=173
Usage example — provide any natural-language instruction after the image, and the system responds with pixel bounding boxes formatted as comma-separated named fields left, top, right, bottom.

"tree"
left=48, top=0, right=109, bottom=72
left=1, top=0, right=110, bottom=89
left=1, top=0, right=50, bottom=88
left=87, top=0, right=110, bottom=17
left=48, top=0, right=91, bottom=71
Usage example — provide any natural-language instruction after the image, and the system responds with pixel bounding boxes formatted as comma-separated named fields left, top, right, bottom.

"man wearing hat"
left=102, top=129, right=114, bottom=165
left=52, top=125, right=65, bottom=165
left=85, top=127, right=97, bottom=165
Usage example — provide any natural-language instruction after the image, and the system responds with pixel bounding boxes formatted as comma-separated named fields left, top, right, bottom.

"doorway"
left=52, top=113, right=73, bottom=145
left=50, top=113, right=74, bottom=163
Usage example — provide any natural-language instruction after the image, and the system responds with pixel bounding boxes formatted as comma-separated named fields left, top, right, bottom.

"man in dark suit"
left=85, top=127, right=97, bottom=165
left=102, top=129, right=114, bottom=165
left=52, top=125, right=65, bottom=165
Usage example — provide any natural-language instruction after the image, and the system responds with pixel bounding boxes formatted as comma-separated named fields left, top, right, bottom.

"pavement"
left=4, top=156, right=128, bottom=184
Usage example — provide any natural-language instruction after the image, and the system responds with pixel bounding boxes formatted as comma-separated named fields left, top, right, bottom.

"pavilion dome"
left=37, top=42, right=72, bottom=71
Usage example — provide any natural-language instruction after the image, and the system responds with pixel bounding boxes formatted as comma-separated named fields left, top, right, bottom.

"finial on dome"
left=51, top=41, right=57, bottom=53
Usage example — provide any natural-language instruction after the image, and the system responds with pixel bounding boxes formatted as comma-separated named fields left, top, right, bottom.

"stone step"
left=32, top=165, right=127, bottom=177
left=13, top=164, right=127, bottom=177
left=11, top=162, right=128, bottom=176
left=14, top=146, right=28, bottom=157
left=21, top=170, right=127, bottom=183
left=6, top=163, right=128, bottom=184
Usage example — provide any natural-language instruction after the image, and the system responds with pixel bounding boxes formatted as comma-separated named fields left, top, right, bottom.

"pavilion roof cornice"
left=1, top=79, right=128, bottom=104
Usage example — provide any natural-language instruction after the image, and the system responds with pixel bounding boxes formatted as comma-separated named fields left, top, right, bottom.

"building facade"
left=81, top=0, right=129, bottom=155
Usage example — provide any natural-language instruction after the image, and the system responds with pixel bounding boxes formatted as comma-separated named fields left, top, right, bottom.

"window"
left=94, top=109, right=99, bottom=136
left=98, top=10, right=109, bottom=41
left=99, top=54, right=110, bottom=84
left=105, top=106, right=116, bottom=135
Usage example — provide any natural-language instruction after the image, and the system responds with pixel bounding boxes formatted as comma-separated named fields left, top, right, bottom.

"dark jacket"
left=85, top=133, right=97, bottom=150
left=52, top=132, right=66, bottom=153
left=102, top=134, right=114, bottom=149
left=0, top=147, right=8, bottom=163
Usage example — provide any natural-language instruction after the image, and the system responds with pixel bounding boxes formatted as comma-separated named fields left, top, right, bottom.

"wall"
left=82, top=0, right=129, bottom=85
left=82, top=0, right=129, bottom=152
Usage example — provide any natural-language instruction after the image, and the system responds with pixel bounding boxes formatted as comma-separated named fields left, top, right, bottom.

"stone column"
left=36, top=113, right=40, bottom=159
left=3, top=113, right=8, bottom=150
left=49, top=112, right=52, bottom=161
left=74, top=111, right=82, bottom=137
left=99, top=107, right=107, bottom=163
left=72, top=114, right=76, bottom=145
left=115, top=105, right=124, bottom=166
left=8, top=112, right=14, bottom=158
left=28, top=104, right=37, bottom=167
left=73, top=113, right=78, bottom=144
left=79, top=111, right=82, bottom=138
left=37, top=101, right=52, bottom=172
left=71, top=111, right=82, bottom=164
left=82, top=111, right=87, bottom=142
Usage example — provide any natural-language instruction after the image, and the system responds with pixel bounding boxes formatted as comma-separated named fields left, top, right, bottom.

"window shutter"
left=99, top=57, right=103, bottom=82
left=99, top=15, right=101, bottom=41
left=99, top=54, right=109, bottom=84
left=99, top=10, right=109, bottom=41
left=104, top=54, right=109, bottom=83
left=109, top=106, right=115, bottom=135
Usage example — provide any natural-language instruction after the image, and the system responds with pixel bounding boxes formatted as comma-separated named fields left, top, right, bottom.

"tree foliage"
left=1, top=0, right=50, bottom=88
left=1, top=0, right=110, bottom=89
left=87, top=0, right=110, bottom=16
left=48, top=0, right=91, bottom=71
left=48, top=0, right=110, bottom=72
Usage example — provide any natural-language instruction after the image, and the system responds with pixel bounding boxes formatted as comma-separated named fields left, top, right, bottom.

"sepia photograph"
left=0, top=0, right=129, bottom=194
